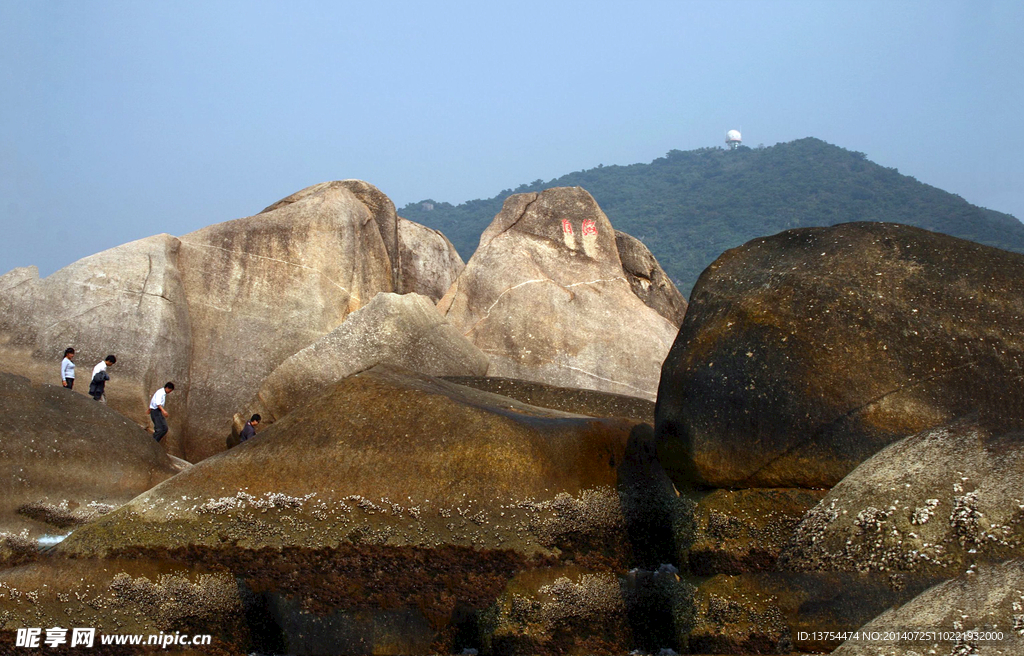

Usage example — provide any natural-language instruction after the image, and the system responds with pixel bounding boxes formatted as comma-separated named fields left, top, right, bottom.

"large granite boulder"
left=177, top=181, right=400, bottom=460
left=398, top=217, right=465, bottom=301
left=0, top=181, right=470, bottom=462
left=781, top=419, right=1024, bottom=578
left=54, top=366, right=682, bottom=654
left=0, top=372, right=181, bottom=559
left=0, top=235, right=192, bottom=450
left=833, top=561, right=1024, bottom=655
left=614, top=230, right=687, bottom=327
left=656, top=222, right=1024, bottom=489
left=251, top=292, right=490, bottom=423
left=438, top=188, right=678, bottom=401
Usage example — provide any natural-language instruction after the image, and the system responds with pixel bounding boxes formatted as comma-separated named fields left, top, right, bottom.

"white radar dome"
left=726, top=130, right=742, bottom=142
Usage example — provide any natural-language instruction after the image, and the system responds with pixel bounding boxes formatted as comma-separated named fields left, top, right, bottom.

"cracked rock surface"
left=656, top=222, right=1024, bottom=488
left=438, top=187, right=678, bottom=401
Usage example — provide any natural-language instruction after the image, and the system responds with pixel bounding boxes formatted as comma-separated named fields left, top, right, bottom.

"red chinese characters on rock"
left=581, top=219, right=598, bottom=236
left=561, top=219, right=573, bottom=235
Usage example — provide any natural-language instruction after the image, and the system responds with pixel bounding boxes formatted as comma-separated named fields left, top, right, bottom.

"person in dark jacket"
left=89, top=355, right=116, bottom=402
left=239, top=414, right=261, bottom=442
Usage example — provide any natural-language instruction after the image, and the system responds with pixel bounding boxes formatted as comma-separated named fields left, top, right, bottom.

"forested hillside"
left=400, top=138, right=1024, bottom=295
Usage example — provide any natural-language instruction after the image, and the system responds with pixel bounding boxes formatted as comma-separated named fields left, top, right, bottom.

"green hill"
left=400, top=138, right=1024, bottom=295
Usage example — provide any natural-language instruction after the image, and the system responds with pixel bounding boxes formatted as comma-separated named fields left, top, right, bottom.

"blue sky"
left=2, top=0, right=1022, bottom=276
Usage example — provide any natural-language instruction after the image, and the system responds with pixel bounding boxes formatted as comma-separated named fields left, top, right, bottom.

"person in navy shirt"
left=239, top=414, right=261, bottom=442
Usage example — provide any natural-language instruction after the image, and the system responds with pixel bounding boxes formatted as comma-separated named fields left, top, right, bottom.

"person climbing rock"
left=149, top=382, right=174, bottom=442
left=239, top=414, right=261, bottom=442
left=89, top=355, right=116, bottom=402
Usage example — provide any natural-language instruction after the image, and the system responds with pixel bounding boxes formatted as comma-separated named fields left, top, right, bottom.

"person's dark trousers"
left=65, top=379, right=74, bottom=390
left=150, top=408, right=168, bottom=442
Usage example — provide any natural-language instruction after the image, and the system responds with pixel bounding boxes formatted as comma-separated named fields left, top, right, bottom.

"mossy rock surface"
left=683, top=487, right=827, bottom=575
left=781, top=419, right=1024, bottom=579
left=0, top=372, right=181, bottom=547
left=833, top=560, right=1024, bottom=655
left=442, top=375, right=656, bottom=424
left=44, top=366, right=683, bottom=654
left=657, top=222, right=1024, bottom=488
left=0, top=557, right=245, bottom=655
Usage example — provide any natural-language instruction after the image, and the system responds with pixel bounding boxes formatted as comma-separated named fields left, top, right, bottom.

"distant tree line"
left=400, top=138, right=1024, bottom=296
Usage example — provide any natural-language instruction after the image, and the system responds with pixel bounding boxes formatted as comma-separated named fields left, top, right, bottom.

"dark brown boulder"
left=656, top=222, right=1024, bottom=488
left=0, top=372, right=181, bottom=555
left=615, top=230, right=688, bottom=327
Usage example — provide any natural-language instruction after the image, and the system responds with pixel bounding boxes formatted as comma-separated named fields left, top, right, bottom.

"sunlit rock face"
left=250, top=292, right=490, bottom=424
left=397, top=217, right=465, bottom=302
left=53, top=365, right=681, bottom=654
left=0, top=235, right=192, bottom=448
left=438, top=187, right=678, bottom=402
left=656, top=222, right=1024, bottom=489
left=177, top=181, right=399, bottom=460
left=0, top=181, right=470, bottom=461
left=0, top=372, right=181, bottom=556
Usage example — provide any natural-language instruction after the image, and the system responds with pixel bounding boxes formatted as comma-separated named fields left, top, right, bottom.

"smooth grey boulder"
left=251, top=292, right=490, bottom=423
left=832, top=561, right=1024, bottom=655
left=0, top=372, right=181, bottom=550
left=438, top=187, right=678, bottom=402
left=0, top=235, right=192, bottom=452
left=781, top=419, right=1024, bottom=577
left=615, top=230, right=687, bottom=327
left=397, top=217, right=465, bottom=301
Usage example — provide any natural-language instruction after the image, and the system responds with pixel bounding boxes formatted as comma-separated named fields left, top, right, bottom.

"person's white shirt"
left=92, top=361, right=107, bottom=378
left=149, top=388, right=166, bottom=410
left=61, top=357, right=75, bottom=381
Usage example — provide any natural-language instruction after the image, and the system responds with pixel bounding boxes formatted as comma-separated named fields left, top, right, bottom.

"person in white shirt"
left=89, top=355, right=116, bottom=403
left=149, top=382, right=175, bottom=442
left=60, top=348, right=76, bottom=389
